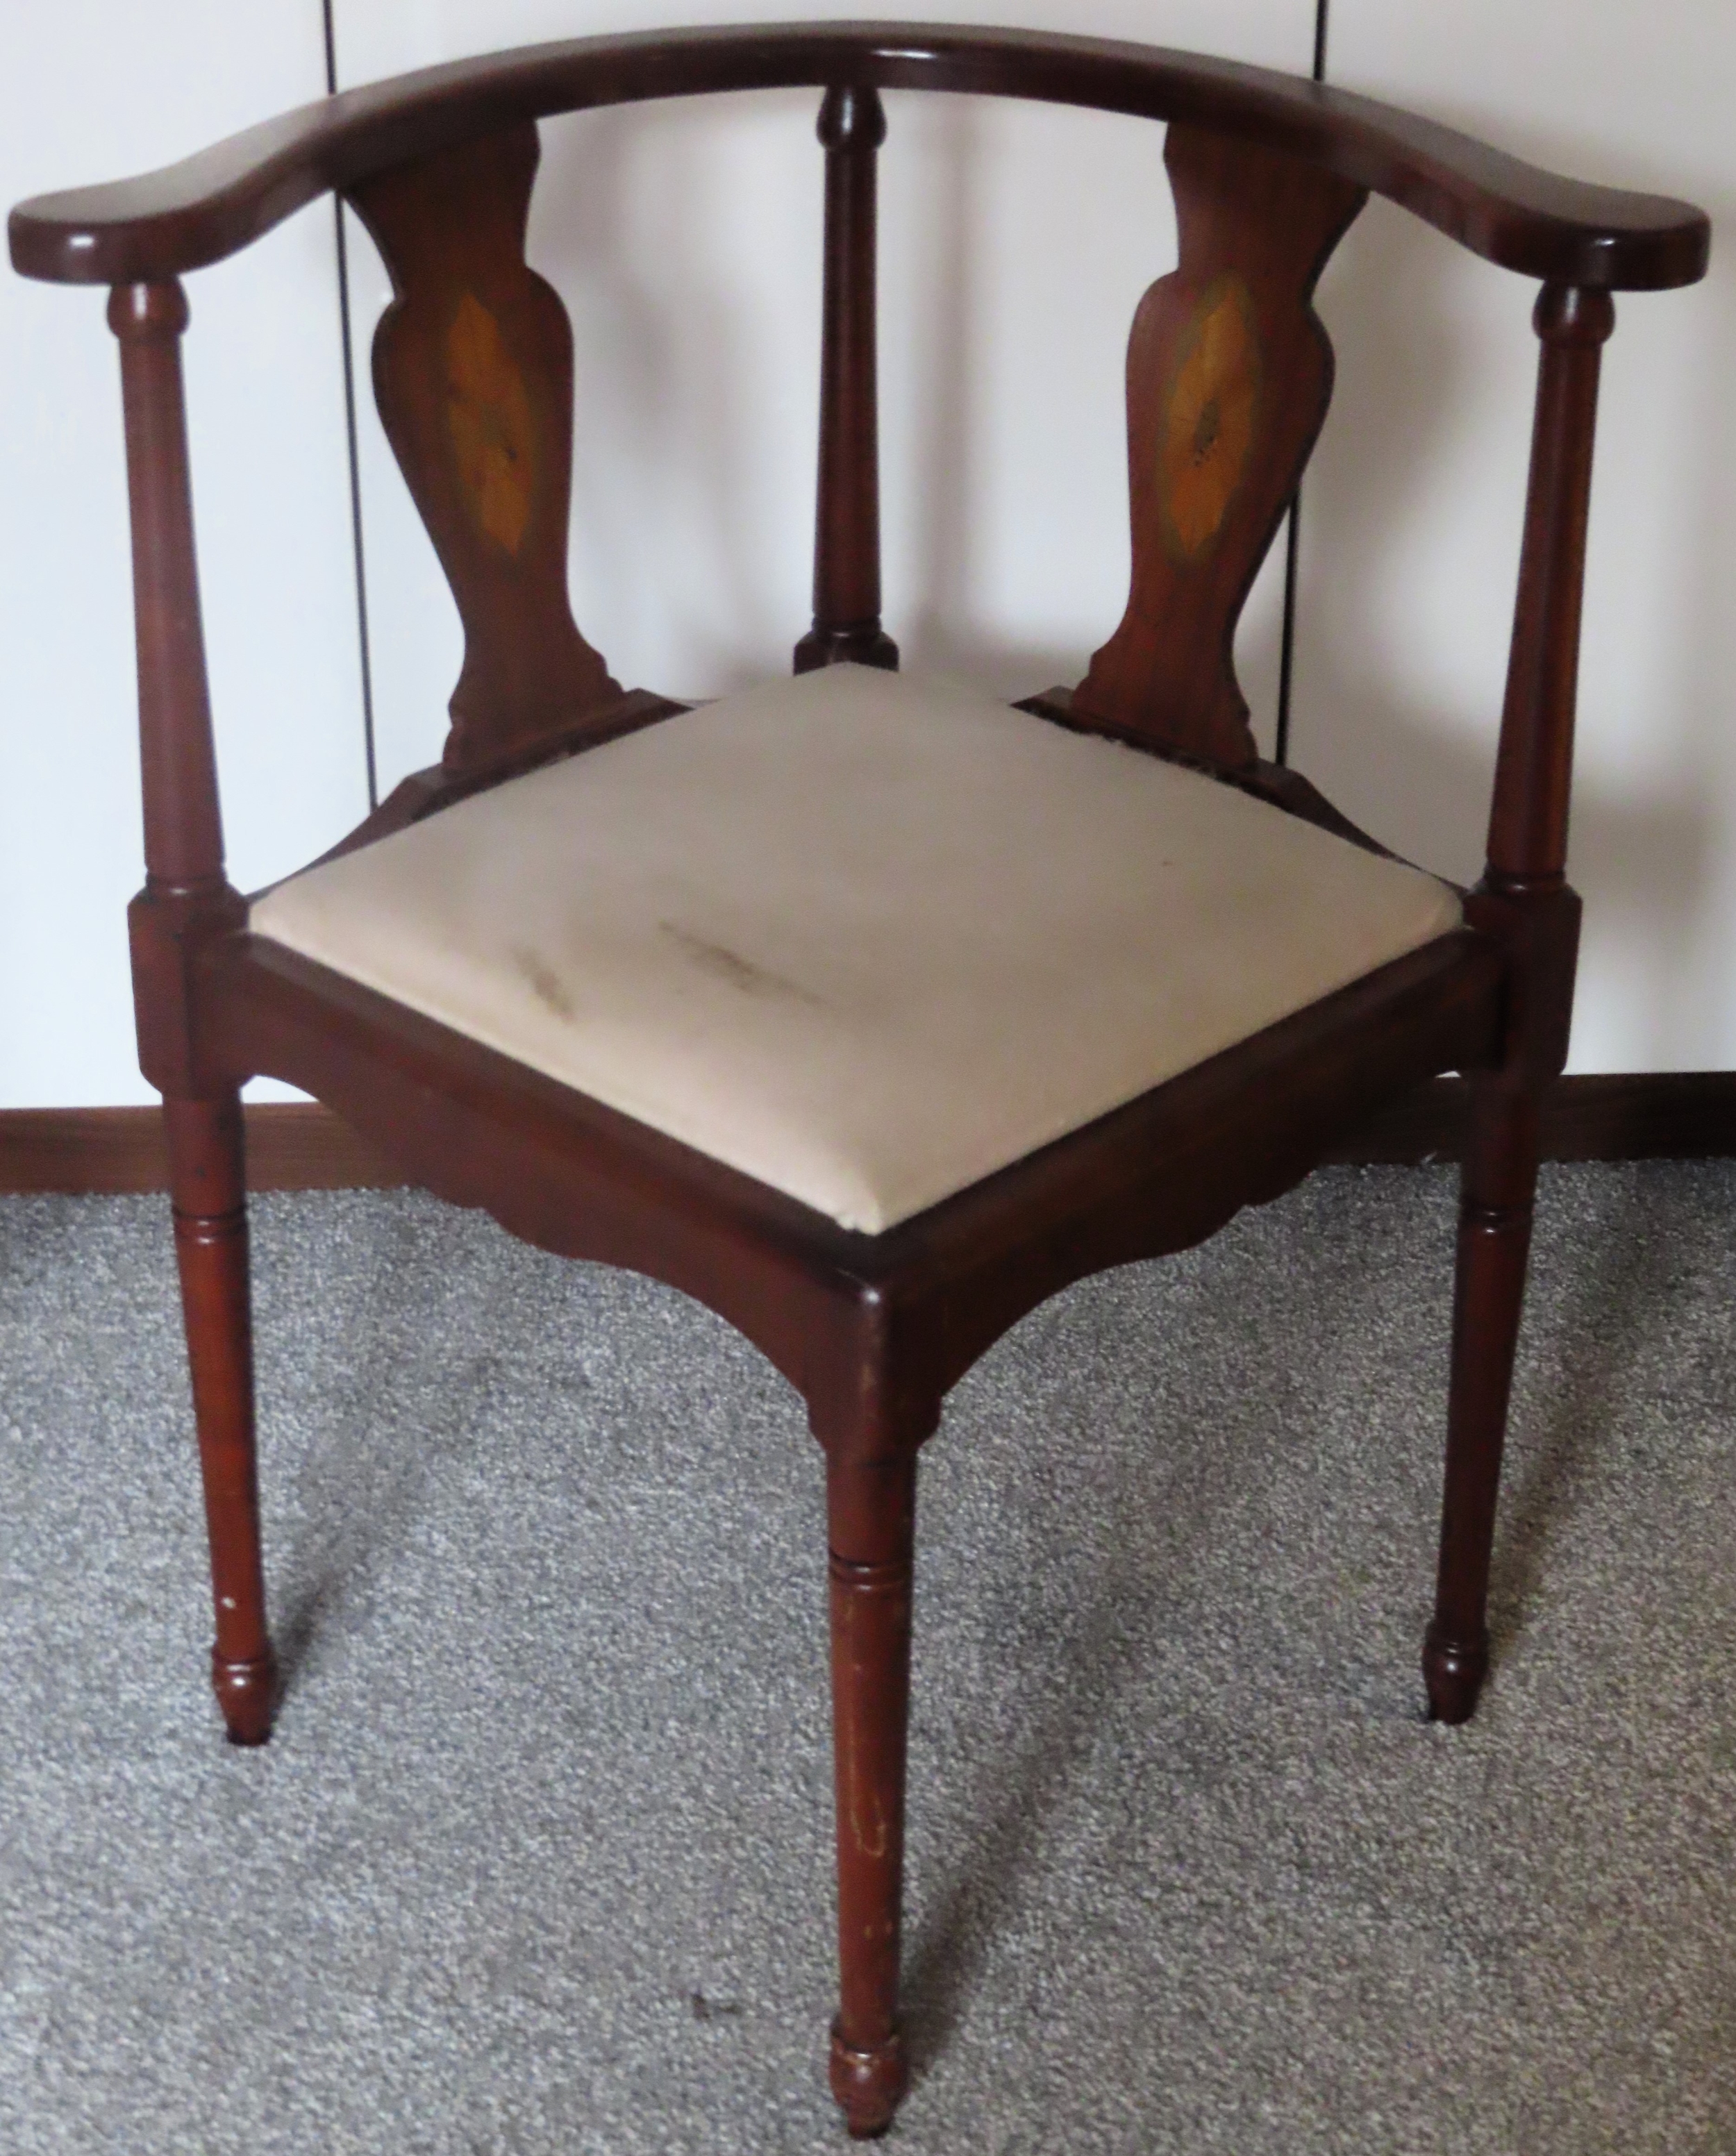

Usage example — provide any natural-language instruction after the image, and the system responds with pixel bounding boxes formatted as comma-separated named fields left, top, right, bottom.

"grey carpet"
left=1, top=1164, right=1733, bottom=2154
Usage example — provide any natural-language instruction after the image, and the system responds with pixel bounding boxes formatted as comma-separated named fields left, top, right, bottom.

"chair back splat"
left=7, top=22, right=1711, bottom=2143
left=1075, top=127, right=1364, bottom=769
left=348, top=124, right=623, bottom=777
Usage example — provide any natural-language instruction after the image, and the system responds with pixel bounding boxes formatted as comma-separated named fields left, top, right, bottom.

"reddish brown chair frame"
left=10, top=23, right=1708, bottom=2138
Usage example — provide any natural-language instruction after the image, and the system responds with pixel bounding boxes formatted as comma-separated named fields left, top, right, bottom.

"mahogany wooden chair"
left=10, top=24, right=1708, bottom=2137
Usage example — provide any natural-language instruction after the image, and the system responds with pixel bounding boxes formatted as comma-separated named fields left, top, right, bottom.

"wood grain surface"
left=10, top=25, right=1708, bottom=292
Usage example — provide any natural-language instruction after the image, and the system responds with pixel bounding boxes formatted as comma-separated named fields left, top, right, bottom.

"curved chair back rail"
left=6, top=21, right=1710, bottom=292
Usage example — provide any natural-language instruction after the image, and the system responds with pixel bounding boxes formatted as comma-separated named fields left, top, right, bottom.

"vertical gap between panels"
left=1276, top=0, right=1331, bottom=768
left=323, top=0, right=379, bottom=810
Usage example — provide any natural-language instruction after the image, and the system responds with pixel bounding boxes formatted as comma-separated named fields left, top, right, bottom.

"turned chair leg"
left=165, top=1092, right=277, bottom=1744
left=826, top=1451, right=916, bottom=2137
left=1424, top=1079, right=1541, bottom=1723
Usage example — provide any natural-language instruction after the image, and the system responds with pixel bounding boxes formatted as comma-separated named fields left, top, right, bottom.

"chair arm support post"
left=110, top=280, right=242, bottom=1096
left=1486, top=281, right=1614, bottom=889
left=108, top=279, right=228, bottom=897
left=795, top=83, right=898, bottom=675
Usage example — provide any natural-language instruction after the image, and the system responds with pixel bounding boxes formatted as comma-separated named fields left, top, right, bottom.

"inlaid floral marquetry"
left=1158, top=274, right=1262, bottom=566
left=1075, top=127, right=1364, bottom=769
left=446, top=292, right=536, bottom=558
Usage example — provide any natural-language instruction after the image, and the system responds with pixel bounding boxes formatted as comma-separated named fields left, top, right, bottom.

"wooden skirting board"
left=1, top=1075, right=1735, bottom=1196
left=1328, top=1072, right=1736, bottom=1164
left=0, top=1102, right=399, bottom=1195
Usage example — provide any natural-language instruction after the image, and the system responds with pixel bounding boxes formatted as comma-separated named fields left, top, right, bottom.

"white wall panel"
left=1, top=3, right=367, bottom=1105
left=331, top=2, right=1317, bottom=795
left=12, top=6, right=1724, bottom=1103
left=1292, top=1, right=1732, bottom=1071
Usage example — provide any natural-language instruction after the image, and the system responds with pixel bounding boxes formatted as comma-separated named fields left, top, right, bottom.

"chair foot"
left=831, top=2021, right=908, bottom=2138
left=1422, top=1624, right=1487, bottom=1725
left=212, top=1645, right=278, bottom=1745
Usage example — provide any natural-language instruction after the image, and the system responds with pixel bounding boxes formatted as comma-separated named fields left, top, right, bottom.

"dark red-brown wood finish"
left=10, top=24, right=1708, bottom=2140
left=795, top=83, right=898, bottom=675
left=8, top=24, right=1708, bottom=291
left=1422, top=280, right=1614, bottom=1724
left=1075, top=126, right=1364, bottom=767
left=349, top=122, right=622, bottom=775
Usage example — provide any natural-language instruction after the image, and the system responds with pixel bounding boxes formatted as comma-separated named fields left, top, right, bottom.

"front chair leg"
left=826, top=1451, right=916, bottom=2137
left=165, top=1092, right=277, bottom=1744
left=1424, top=1078, right=1541, bottom=1723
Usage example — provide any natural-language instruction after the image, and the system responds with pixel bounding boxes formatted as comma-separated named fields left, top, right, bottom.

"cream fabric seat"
left=251, top=667, right=1461, bottom=1234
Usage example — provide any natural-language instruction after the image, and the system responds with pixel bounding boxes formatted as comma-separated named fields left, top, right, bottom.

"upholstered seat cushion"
left=251, top=666, right=1461, bottom=1233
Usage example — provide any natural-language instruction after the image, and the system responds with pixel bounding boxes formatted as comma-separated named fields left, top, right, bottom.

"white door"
left=0, top=0, right=368, bottom=1106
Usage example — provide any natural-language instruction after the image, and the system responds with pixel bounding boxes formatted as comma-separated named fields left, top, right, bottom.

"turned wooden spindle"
left=1424, top=282, right=1612, bottom=1725
left=110, top=280, right=277, bottom=1745
left=825, top=1449, right=916, bottom=2137
left=165, top=1094, right=275, bottom=1744
left=110, top=281, right=226, bottom=898
left=1485, top=284, right=1617, bottom=889
left=794, top=83, right=898, bottom=675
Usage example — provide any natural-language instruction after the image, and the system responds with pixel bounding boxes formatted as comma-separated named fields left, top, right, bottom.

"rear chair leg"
left=165, top=1092, right=277, bottom=1744
left=826, top=1452, right=915, bottom=2137
left=1424, top=1079, right=1540, bottom=1723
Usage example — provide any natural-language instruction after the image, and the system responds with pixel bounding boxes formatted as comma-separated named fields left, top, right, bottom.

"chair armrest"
left=8, top=22, right=1708, bottom=292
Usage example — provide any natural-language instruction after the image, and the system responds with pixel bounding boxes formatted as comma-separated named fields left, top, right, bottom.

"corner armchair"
left=9, top=23, right=1708, bottom=2137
